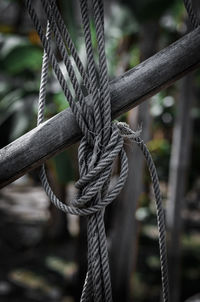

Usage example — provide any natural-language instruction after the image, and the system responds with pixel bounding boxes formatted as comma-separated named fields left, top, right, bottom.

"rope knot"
left=117, top=122, right=142, bottom=140
left=71, top=123, right=128, bottom=211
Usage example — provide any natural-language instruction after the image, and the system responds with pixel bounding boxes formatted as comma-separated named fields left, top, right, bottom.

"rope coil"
left=25, top=0, right=170, bottom=301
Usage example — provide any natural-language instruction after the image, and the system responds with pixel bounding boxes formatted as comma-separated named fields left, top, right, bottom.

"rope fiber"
left=184, top=0, right=200, bottom=29
left=25, top=0, right=170, bottom=301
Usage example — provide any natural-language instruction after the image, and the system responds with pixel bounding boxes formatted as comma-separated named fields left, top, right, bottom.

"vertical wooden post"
left=166, top=74, right=194, bottom=302
left=110, top=21, right=158, bottom=302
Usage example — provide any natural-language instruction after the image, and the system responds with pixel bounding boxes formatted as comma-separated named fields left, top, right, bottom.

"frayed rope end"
left=116, top=121, right=142, bottom=139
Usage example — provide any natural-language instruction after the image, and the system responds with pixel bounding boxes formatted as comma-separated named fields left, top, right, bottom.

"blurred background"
left=0, top=0, right=200, bottom=301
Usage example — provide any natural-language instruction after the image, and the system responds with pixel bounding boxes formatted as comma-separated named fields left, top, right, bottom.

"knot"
left=70, top=123, right=128, bottom=212
left=40, top=121, right=143, bottom=216
left=117, top=122, right=142, bottom=139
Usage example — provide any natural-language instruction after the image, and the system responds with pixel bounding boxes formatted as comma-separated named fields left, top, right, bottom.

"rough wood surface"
left=1, top=27, right=200, bottom=188
left=166, top=74, right=194, bottom=302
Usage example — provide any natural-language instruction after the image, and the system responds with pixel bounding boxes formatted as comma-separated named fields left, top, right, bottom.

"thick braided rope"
left=25, top=0, right=169, bottom=301
left=37, top=21, right=51, bottom=125
left=48, top=0, right=92, bottom=93
left=25, top=0, right=93, bottom=146
left=183, top=0, right=200, bottom=29
left=40, top=0, right=94, bottom=131
left=80, top=0, right=102, bottom=135
left=79, top=1, right=113, bottom=300
left=93, top=0, right=111, bottom=145
left=29, top=1, right=114, bottom=299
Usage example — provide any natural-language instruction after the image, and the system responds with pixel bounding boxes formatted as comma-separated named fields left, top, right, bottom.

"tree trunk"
left=166, top=74, right=194, bottom=302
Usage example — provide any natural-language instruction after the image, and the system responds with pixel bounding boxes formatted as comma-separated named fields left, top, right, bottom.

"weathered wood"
left=166, top=74, right=194, bottom=302
left=1, top=27, right=200, bottom=188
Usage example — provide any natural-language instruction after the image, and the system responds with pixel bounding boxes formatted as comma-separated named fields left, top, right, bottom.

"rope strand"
left=183, top=0, right=200, bottom=29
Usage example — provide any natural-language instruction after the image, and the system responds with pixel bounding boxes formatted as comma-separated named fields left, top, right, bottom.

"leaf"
left=52, top=150, right=75, bottom=184
left=53, top=92, right=69, bottom=112
left=0, top=90, right=23, bottom=126
left=46, top=257, right=77, bottom=278
left=2, top=45, right=43, bottom=75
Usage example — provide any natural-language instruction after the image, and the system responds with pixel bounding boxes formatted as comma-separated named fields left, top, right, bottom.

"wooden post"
left=166, top=74, right=194, bottom=302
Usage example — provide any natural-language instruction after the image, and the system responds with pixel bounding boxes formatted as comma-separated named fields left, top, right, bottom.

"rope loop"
left=73, top=123, right=125, bottom=209
left=39, top=121, right=170, bottom=301
left=40, top=122, right=129, bottom=217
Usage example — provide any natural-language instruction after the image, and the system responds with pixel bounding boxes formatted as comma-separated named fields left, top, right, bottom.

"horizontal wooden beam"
left=1, top=27, right=200, bottom=189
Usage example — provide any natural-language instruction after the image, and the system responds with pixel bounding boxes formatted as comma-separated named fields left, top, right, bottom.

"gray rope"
left=79, top=1, right=112, bottom=300
left=48, top=0, right=92, bottom=93
left=118, top=122, right=170, bottom=302
left=25, top=0, right=169, bottom=301
left=80, top=0, right=102, bottom=135
left=40, top=0, right=94, bottom=131
left=183, top=0, right=200, bottom=29
left=24, top=0, right=93, bottom=146
left=37, top=21, right=51, bottom=125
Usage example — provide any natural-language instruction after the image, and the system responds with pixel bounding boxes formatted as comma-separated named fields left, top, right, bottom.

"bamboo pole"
left=1, top=27, right=200, bottom=188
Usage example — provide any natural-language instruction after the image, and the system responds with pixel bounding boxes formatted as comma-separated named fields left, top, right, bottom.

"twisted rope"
left=118, top=122, right=170, bottom=302
left=183, top=0, right=200, bottom=29
left=25, top=0, right=169, bottom=301
left=25, top=0, right=93, bottom=145
left=37, top=21, right=51, bottom=125
left=79, top=2, right=112, bottom=300
left=48, top=0, right=92, bottom=93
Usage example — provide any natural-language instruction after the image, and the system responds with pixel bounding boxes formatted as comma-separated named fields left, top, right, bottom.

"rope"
left=25, top=0, right=169, bottom=301
left=183, top=0, right=200, bottom=29
left=25, top=0, right=93, bottom=145
left=37, top=21, right=50, bottom=125
left=118, top=123, right=170, bottom=302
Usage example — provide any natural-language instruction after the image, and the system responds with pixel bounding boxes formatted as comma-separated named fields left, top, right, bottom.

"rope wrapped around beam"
left=22, top=0, right=171, bottom=300
left=1, top=2, right=199, bottom=299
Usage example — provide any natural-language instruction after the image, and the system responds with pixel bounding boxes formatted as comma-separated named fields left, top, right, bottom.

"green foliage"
left=53, top=91, right=69, bottom=112
left=0, top=36, right=43, bottom=141
left=90, top=21, right=98, bottom=50
left=148, top=138, right=170, bottom=155
left=52, top=150, right=75, bottom=185
left=1, top=44, right=43, bottom=75
left=0, top=89, right=22, bottom=125
left=60, top=0, right=78, bottom=44
left=169, top=0, right=185, bottom=24
left=129, top=46, right=140, bottom=67
left=46, top=256, right=77, bottom=278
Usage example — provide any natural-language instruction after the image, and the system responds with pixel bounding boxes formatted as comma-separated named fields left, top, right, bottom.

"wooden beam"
left=1, top=27, right=200, bottom=188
